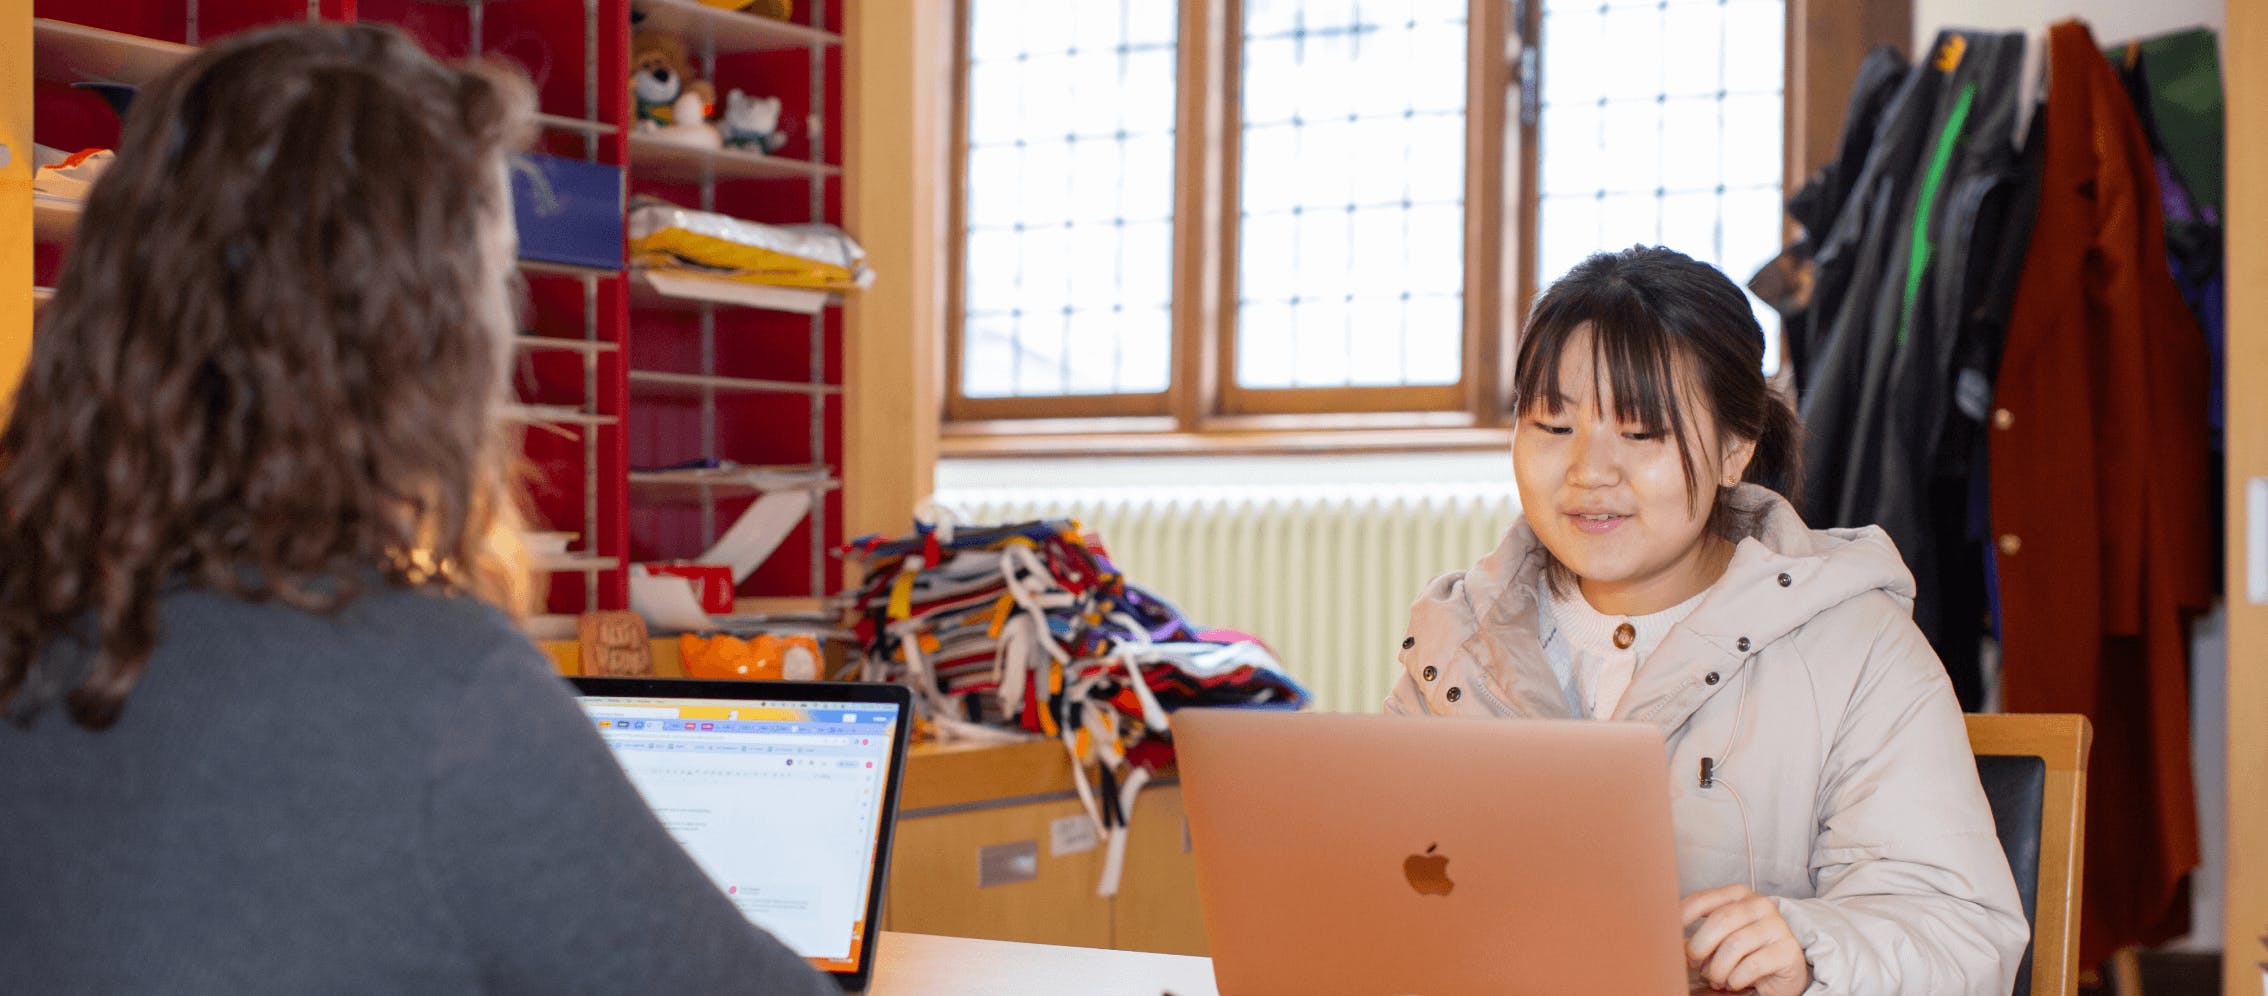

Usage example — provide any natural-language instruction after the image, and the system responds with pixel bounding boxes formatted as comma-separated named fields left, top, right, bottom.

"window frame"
left=943, top=0, right=1191, bottom=424
left=1211, top=0, right=1513, bottom=420
left=942, top=0, right=1874, bottom=456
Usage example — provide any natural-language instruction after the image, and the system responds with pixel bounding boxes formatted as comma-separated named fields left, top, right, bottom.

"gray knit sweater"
left=0, top=585, right=835, bottom=995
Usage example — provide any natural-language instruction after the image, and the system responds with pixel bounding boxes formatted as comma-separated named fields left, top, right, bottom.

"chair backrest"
left=1966, top=714, right=2092, bottom=996
left=1977, top=752, right=2045, bottom=992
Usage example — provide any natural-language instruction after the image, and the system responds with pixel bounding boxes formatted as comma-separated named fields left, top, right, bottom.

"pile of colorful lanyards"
left=840, top=516, right=1310, bottom=895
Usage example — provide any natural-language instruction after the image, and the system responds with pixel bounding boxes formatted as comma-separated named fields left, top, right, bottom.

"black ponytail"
left=1739, top=384, right=1804, bottom=510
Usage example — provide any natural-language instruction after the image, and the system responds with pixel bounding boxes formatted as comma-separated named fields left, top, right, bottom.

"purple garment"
left=2154, top=154, right=2225, bottom=444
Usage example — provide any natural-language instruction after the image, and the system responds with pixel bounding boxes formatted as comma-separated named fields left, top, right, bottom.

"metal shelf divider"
left=806, top=0, right=829, bottom=597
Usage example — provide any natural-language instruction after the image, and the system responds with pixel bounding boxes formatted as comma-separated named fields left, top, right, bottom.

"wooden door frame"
left=2222, top=4, right=2265, bottom=993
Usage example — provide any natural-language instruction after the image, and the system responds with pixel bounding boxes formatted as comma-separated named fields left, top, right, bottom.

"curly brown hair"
left=0, top=22, right=539, bottom=729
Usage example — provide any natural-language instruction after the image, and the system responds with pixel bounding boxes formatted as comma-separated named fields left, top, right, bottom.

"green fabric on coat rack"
left=1899, top=82, right=1978, bottom=349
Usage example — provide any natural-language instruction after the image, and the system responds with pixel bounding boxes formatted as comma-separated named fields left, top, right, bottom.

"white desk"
left=863, top=931, right=1741, bottom=995
left=867, top=931, right=1219, bottom=996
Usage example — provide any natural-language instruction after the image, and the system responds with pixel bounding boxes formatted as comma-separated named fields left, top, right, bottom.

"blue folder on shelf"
left=510, top=152, right=624, bottom=273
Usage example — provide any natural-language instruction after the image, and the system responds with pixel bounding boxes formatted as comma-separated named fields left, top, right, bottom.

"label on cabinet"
left=1050, top=814, right=1099, bottom=856
left=976, top=840, right=1039, bottom=888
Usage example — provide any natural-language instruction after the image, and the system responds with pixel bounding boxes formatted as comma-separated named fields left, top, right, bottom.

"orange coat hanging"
left=1989, top=19, right=2214, bottom=963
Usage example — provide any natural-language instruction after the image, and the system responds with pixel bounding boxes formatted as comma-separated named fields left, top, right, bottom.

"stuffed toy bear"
left=630, top=30, right=715, bottom=129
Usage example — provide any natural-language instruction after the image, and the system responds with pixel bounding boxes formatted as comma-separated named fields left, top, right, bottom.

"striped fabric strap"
left=1097, top=766, right=1153, bottom=898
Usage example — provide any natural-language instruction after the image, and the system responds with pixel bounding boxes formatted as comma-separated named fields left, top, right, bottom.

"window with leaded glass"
left=1234, top=0, right=1469, bottom=395
left=958, top=0, right=1180, bottom=403
left=1535, top=0, right=1788, bottom=371
left=946, top=0, right=1793, bottom=438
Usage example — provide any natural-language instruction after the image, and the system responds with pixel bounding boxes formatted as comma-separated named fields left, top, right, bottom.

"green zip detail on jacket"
left=1897, top=82, right=1979, bottom=348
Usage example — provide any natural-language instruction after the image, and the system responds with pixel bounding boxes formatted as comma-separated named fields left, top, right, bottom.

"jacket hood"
left=1681, top=485, right=1917, bottom=653
left=1409, top=484, right=1917, bottom=722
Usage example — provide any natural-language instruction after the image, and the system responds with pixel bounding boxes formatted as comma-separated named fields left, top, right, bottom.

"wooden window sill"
left=939, top=417, right=1514, bottom=458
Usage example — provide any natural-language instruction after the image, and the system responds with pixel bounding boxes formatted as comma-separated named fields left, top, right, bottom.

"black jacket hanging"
left=1775, top=45, right=1910, bottom=391
left=1774, top=31, right=2033, bottom=707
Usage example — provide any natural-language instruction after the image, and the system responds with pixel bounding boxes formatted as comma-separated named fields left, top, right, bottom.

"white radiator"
left=935, top=483, right=1520, bottom=713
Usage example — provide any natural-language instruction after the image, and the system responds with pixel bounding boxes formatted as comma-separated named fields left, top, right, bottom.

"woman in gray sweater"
left=0, top=22, right=832, bottom=995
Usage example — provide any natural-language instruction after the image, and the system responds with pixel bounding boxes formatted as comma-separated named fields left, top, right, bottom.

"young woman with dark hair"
left=1387, top=246, right=2027, bottom=995
left=0, top=22, right=831, bottom=993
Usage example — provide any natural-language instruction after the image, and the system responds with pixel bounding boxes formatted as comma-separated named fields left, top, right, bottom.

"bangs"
left=1513, top=287, right=1705, bottom=502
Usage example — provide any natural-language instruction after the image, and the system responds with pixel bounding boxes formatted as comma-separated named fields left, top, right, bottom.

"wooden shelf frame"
left=31, top=18, right=191, bottom=86
left=629, top=267, right=835, bottom=315
left=629, top=0, right=843, bottom=55
left=533, top=112, right=620, bottom=136
left=501, top=404, right=620, bottom=428
left=518, top=258, right=623, bottom=279
left=534, top=554, right=622, bottom=573
left=627, top=369, right=842, bottom=397
left=628, top=464, right=839, bottom=502
left=516, top=334, right=619, bottom=354
left=626, top=133, right=840, bottom=184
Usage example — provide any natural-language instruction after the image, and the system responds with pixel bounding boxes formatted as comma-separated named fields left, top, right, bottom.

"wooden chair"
left=1967, top=713, right=2092, bottom=996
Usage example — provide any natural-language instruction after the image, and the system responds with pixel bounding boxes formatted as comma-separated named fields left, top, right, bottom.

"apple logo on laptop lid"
left=1403, top=842, right=1454, bottom=897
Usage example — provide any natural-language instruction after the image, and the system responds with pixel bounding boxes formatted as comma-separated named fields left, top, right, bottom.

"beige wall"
left=1912, top=0, right=2223, bottom=118
left=1914, top=0, right=2221, bottom=49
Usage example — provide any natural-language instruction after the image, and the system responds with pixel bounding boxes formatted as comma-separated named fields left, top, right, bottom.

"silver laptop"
left=1175, top=710, right=1692, bottom=995
left=570, top=677, right=913, bottom=993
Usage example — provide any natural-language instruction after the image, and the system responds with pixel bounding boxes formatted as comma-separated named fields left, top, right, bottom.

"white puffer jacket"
left=1385, top=485, right=2028, bottom=996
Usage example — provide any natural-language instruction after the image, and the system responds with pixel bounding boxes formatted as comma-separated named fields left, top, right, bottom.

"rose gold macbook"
left=1175, top=711, right=1692, bottom=995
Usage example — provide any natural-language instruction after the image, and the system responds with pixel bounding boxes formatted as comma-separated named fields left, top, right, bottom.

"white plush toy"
left=648, top=91, right=722, bottom=149
left=718, top=89, right=787, bottom=154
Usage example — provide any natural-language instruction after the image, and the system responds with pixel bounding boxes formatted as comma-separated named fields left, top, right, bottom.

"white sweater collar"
left=1540, top=578, right=1707, bottom=661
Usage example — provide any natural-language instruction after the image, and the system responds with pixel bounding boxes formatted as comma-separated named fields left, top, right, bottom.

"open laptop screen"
left=574, top=687, right=904, bottom=977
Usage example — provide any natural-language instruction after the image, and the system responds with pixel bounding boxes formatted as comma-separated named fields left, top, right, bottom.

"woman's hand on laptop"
left=1680, top=885, right=1810, bottom=996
